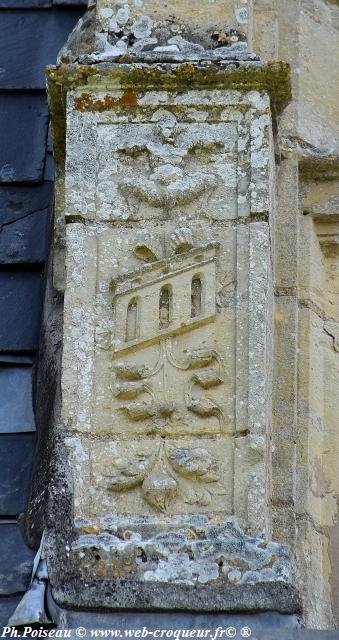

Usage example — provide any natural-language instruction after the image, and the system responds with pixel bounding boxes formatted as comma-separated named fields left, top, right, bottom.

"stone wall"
left=251, top=0, right=339, bottom=628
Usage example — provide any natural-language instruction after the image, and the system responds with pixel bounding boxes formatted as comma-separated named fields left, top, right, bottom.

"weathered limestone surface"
left=44, top=65, right=300, bottom=609
left=40, top=0, right=302, bottom=606
left=28, top=0, right=339, bottom=629
left=58, top=0, right=254, bottom=64
left=250, top=0, right=339, bottom=629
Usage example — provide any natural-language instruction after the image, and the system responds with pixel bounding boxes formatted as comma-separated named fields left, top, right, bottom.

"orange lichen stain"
left=177, top=63, right=197, bottom=81
left=74, top=89, right=138, bottom=112
left=95, top=566, right=111, bottom=577
left=79, top=526, right=100, bottom=534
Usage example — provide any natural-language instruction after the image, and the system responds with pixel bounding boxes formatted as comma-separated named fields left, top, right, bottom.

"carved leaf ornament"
left=105, top=440, right=226, bottom=513
left=115, top=342, right=224, bottom=429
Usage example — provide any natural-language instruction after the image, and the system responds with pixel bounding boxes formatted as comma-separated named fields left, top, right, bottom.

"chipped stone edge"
left=45, top=520, right=300, bottom=613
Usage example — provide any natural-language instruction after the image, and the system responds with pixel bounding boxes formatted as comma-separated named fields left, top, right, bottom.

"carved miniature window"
left=159, top=285, right=172, bottom=329
left=125, top=297, right=139, bottom=342
left=191, top=275, right=202, bottom=318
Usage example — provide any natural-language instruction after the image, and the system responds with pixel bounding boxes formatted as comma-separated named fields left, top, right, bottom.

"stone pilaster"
left=44, top=0, right=299, bottom=613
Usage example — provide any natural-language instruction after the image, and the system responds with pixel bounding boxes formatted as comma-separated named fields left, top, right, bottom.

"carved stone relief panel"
left=91, top=437, right=233, bottom=516
left=62, top=220, right=272, bottom=531
left=61, top=87, right=274, bottom=535
left=96, top=115, right=240, bottom=221
left=65, top=90, right=272, bottom=223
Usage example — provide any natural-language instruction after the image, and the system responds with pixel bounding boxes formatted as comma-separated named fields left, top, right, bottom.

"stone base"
left=50, top=520, right=300, bottom=613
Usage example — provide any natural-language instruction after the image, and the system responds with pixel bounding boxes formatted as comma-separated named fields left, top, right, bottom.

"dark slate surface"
left=0, top=524, right=35, bottom=595
left=48, top=595, right=302, bottom=631
left=53, top=0, right=87, bottom=5
left=0, top=355, right=33, bottom=364
left=0, top=208, right=50, bottom=264
left=0, top=1, right=52, bottom=6
left=44, top=153, right=55, bottom=182
left=0, top=9, right=85, bottom=90
left=0, top=366, right=35, bottom=433
left=0, top=433, right=36, bottom=515
left=46, top=598, right=339, bottom=638
left=0, top=0, right=86, bottom=619
left=0, top=0, right=86, bottom=6
left=0, top=595, right=21, bottom=629
left=0, top=95, right=49, bottom=183
left=0, top=183, right=53, bottom=226
left=0, top=271, right=43, bottom=351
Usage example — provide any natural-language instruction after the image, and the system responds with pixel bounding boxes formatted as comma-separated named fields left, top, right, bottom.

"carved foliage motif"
left=114, top=341, right=224, bottom=433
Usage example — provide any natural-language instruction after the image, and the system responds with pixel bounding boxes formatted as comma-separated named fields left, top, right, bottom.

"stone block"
left=61, top=216, right=273, bottom=532
left=0, top=524, right=35, bottom=595
left=0, top=366, right=35, bottom=433
left=0, top=95, right=49, bottom=183
left=95, top=0, right=251, bottom=53
left=300, top=180, right=339, bottom=218
left=297, top=0, right=339, bottom=150
left=298, top=214, right=339, bottom=319
left=0, top=433, right=36, bottom=515
left=0, top=10, right=85, bottom=90
left=65, top=89, right=273, bottom=223
left=0, top=272, right=43, bottom=351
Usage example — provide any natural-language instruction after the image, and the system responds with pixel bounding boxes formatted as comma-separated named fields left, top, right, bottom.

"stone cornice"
left=46, top=59, right=291, bottom=162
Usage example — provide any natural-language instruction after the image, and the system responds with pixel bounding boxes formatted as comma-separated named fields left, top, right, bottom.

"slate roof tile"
left=53, top=0, right=87, bottom=5
left=0, top=95, right=49, bottom=183
left=0, top=0, right=86, bottom=612
left=0, top=365, right=36, bottom=433
left=0, top=182, right=53, bottom=225
left=0, top=433, right=36, bottom=515
left=0, top=208, right=50, bottom=264
left=0, top=523, right=35, bottom=595
left=0, top=1, right=52, bottom=6
left=0, top=271, right=43, bottom=351
left=0, top=595, right=22, bottom=629
left=0, top=9, right=85, bottom=90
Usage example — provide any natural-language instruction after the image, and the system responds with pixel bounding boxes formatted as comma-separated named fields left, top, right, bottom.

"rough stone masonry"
left=26, top=0, right=339, bottom=629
